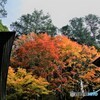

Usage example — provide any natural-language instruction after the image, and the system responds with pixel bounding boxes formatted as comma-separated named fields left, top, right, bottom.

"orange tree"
left=11, top=33, right=100, bottom=92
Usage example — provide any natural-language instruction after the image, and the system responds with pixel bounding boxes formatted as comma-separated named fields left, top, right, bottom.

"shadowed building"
left=92, top=57, right=100, bottom=67
left=0, top=32, right=15, bottom=100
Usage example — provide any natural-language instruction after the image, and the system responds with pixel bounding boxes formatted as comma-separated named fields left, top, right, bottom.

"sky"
left=2, top=0, right=100, bottom=30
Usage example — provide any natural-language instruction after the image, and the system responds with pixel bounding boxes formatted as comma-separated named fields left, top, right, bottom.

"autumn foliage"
left=7, top=67, right=50, bottom=99
left=9, top=33, right=100, bottom=97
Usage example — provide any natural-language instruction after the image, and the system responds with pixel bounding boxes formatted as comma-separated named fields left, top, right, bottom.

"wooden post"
left=0, top=32, right=15, bottom=100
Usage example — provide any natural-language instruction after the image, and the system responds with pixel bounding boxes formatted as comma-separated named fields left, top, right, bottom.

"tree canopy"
left=10, top=9, right=57, bottom=36
left=61, top=14, right=100, bottom=48
left=7, top=67, right=50, bottom=100
left=11, top=33, right=100, bottom=93
left=0, top=20, right=8, bottom=31
left=0, top=0, right=7, bottom=17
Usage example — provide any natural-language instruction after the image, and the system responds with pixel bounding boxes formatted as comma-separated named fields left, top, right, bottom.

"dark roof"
left=92, top=57, right=100, bottom=67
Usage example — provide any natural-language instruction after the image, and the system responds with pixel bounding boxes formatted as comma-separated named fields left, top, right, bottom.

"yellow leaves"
left=93, top=78, right=100, bottom=83
left=80, top=69, right=95, bottom=80
left=34, top=77, right=49, bottom=86
left=16, top=68, right=27, bottom=78
left=8, top=66, right=15, bottom=76
left=76, top=63, right=82, bottom=68
left=7, top=67, right=51, bottom=96
left=95, top=67, right=100, bottom=71
left=7, top=67, right=16, bottom=85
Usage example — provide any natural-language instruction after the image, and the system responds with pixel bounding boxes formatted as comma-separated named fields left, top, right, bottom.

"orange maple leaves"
left=11, top=33, right=100, bottom=91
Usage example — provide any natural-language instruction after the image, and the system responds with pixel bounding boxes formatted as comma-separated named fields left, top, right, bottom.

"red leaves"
left=11, top=33, right=100, bottom=91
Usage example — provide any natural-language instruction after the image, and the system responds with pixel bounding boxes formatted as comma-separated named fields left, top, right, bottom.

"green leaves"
left=0, top=20, right=8, bottom=31
left=10, top=9, right=56, bottom=36
left=61, top=14, right=100, bottom=48
left=0, top=0, right=7, bottom=17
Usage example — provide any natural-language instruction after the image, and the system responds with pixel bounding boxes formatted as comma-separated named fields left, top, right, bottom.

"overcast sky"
left=2, top=0, right=100, bottom=29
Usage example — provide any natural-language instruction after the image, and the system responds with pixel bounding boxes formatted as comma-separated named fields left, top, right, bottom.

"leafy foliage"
left=11, top=33, right=100, bottom=93
left=7, top=67, right=50, bottom=100
left=61, top=14, right=100, bottom=48
left=85, top=14, right=100, bottom=38
left=0, top=20, right=8, bottom=31
left=10, top=9, right=56, bottom=36
left=0, top=0, right=7, bottom=17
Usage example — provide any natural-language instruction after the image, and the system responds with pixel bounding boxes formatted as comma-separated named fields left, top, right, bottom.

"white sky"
left=2, top=0, right=100, bottom=29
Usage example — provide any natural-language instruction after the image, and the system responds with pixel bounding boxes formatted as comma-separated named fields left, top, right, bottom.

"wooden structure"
left=92, top=57, right=100, bottom=67
left=0, top=32, right=15, bottom=100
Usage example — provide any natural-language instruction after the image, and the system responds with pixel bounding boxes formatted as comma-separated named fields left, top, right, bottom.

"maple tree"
left=11, top=33, right=100, bottom=94
left=7, top=67, right=50, bottom=99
